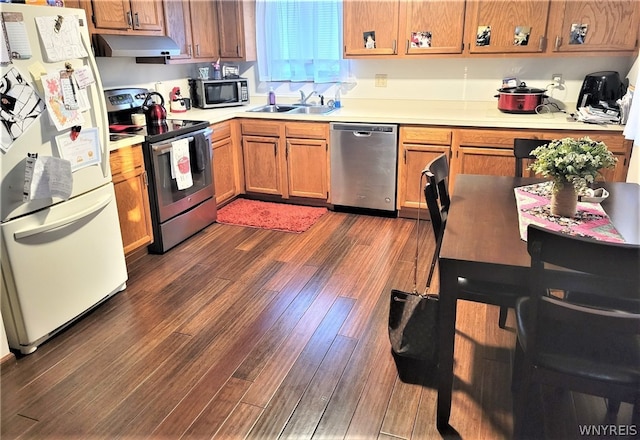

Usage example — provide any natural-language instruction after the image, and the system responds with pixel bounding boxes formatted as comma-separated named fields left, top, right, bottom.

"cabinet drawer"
left=401, top=126, right=451, bottom=145
left=211, top=121, right=231, bottom=142
left=285, top=122, right=328, bottom=140
left=110, top=145, right=144, bottom=176
left=241, top=120, right=281, bottom=137
left=538, top=131, right=630, bottom=153
left=456, top=129, right=541, bottom=147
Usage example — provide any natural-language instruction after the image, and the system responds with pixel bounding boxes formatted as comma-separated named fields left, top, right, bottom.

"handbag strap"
left=415, top=171, right=438, bottom=296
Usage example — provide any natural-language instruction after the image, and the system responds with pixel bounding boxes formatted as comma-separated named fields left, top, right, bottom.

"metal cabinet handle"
left=555, top=36, right=562, bottom=50
left=196, top=44, right=200, bottom=57
left=538, top=36, right=545, bottom=51
left=405, top=40, right=409, bottom=53
left=392, top=39, right=397, bottom=54
left=126, top=11, right=132, bottom=27
left=134, top=12, right=140, bottom=28
left=188, top=44, right=192, bottom=56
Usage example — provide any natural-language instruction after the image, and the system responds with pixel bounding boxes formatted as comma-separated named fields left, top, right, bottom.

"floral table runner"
left=514, top=181, right=625, bottom=243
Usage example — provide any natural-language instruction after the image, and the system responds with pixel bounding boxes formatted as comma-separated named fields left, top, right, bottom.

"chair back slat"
left=526, top=225, right=640, bottom=361
left=422, top=154, right=450, bottom=241
left=514, top=138, right=549, bottom=177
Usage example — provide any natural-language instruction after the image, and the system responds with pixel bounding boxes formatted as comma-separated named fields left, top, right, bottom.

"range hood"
left=94, top=34, right=180, bottom=61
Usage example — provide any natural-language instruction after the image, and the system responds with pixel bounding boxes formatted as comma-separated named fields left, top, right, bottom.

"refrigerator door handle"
left=81, top=32, right=110, bottom=179
left=14, top=194, right=112, bottom=240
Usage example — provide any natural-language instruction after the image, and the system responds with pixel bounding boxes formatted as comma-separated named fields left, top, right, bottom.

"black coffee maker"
left=576, top=71, right=626, bottom=110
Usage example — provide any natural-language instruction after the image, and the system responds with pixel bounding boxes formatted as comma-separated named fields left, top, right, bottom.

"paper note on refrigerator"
left=40, top=71, right=84, bottom=130
left=35, top=15, right=88, bottom=62
left=1, top=66, right=46, bottom=153
left=23, top=155, right=73, bottom=201
left=1, top=12, right=32, bottom=59
left=1, top=20, right=11, bottom=64
left=55, top=127, right=101, bottom=172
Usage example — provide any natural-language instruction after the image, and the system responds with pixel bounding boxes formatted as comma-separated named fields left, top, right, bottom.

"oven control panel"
left=105, top=88, right=149, bottom=113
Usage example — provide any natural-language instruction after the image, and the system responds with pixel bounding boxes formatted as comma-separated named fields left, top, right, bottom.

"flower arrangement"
left=529, top=137, right=617, bottom=191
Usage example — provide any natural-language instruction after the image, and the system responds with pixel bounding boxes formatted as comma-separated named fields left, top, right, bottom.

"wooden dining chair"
left=513, top=138, right=549, bottom=177
left=423, top=154, right=522, bottom=328
left=512, top=225, right=640, bottom=438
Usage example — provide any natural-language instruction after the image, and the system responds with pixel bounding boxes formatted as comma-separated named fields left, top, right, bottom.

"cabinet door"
left=344, top=0, right=399, bottom=56
left=212, top=132, right=237, bottom=205
left=548, top=0, right=639, bottom=53
left=217, top=0, right=245, bottom=59
left=129, top=0, right=164, bottom=31
left=242, top=135, right=282, bottom=195
left=452, top=147, right=514, bottom=189
left=190, top=0, right=220, bottom=59
left=398, top=146, right=450, bottom=211
left=110, top=146, right=153, bottom=256
left=92, top=0, right=131, bottom=30
left=163, top=0, right=193, bottom=59
left=400, top=0, right=465, bottom=55
left=466, top=0, right=550, bottom=54
left=286, top=138, right=328, bottom=200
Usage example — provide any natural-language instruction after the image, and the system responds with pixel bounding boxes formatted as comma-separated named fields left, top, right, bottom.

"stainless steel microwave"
left=189, top=78, right=250, bottom=109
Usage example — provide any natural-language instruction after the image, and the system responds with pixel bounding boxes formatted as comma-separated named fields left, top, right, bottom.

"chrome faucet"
left=299, top=90, right=317, bottom=104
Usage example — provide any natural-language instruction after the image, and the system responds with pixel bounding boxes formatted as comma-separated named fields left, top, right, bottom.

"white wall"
left=96, top=55, right=637, bottom=180
left=97, top=55, right=635, bottom=109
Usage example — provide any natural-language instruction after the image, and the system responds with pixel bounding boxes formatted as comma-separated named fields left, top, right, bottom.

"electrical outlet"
left=552, top=73, right=563, bottom=84
left=375, top=74, right=388, bottom=87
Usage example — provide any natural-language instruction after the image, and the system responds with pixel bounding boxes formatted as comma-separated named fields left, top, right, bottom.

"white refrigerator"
left=1, top=4, right=127, bottom=354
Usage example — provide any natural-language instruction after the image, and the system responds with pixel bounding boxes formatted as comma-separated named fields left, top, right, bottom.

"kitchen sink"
left=287, top=105, right=335, bottom=114
left=247, top=104, right=299, bottom=113
left=247, top=104, right=336, bottom=115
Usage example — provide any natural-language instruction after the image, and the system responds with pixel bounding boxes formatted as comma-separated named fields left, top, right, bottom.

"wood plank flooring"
left=0, top=210, right=630, bottom=439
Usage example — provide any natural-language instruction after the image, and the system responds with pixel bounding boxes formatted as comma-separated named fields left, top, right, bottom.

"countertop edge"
left=110, top=99, right=627, bottom=151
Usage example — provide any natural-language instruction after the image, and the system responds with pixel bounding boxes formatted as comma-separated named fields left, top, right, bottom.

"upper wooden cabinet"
left=189, top=0, right=221, bottom=59
left=343, top=0, right=400, bottom=56
left=547, top=0, right=640, bottom=54
left=164, top=0, right=256, bottom=63
left=343, top=0, right=639, bottom=58
left=343, top=0, right=466, bottom=57
left=90, top=0, right=164, bottom=34
left=400, top=0, right=466, bottom=55
left=465, top=0, right=550, bottom=54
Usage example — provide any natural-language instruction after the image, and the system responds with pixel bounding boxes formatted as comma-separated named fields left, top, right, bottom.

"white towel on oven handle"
left=170, top=138, right=193, bottom=190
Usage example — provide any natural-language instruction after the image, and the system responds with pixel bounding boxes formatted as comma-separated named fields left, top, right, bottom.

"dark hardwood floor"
left=1, top=211, right=632, bottom=439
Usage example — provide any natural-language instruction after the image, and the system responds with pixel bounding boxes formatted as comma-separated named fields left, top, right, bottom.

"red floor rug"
left=216, top=199, right=328, bottom=233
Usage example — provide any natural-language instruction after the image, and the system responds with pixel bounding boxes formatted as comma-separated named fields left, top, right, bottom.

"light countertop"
left=109, top=99, right=625, bottom=151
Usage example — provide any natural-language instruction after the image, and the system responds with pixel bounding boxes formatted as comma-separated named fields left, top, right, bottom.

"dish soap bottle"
left=334, top=88, right=341, bottom=108
left=268, top=87, right=276, bottom=105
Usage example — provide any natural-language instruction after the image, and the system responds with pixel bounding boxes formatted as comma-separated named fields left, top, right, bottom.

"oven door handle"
left=152, top=136, right=195, bottom=154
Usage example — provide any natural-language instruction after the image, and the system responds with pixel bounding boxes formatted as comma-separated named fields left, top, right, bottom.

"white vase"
left=551, top=182, right=577, bottom=217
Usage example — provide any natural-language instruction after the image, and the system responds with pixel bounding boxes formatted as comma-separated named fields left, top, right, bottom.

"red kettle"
left=142, top=92, right=167, bottom=127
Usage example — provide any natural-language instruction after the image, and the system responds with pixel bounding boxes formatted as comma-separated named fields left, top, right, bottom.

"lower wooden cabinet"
left=211, top=121, right=239, bottom=206
left=239, top=119, right=328, bottom=201
left=450, top=128, right=631, bottom=189
left=397, top=126, right=451, bottom=213
left=109, top=144, right=153, bottom=260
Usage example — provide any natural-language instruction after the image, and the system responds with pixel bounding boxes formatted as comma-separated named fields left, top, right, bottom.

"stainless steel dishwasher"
left=330, top=122, right=398, bottom=212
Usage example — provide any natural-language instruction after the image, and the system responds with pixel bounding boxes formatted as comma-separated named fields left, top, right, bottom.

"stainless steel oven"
left=144, top=126, right=217, bottom=253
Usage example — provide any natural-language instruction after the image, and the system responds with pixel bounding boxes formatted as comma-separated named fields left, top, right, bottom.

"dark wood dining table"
left=436, top=174, right=640, bottom=430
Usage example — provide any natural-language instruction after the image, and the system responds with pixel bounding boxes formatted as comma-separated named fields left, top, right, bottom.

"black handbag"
left=388, top=172, right=439, bottom=364
left=389, top=289, right=439, bottom=363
